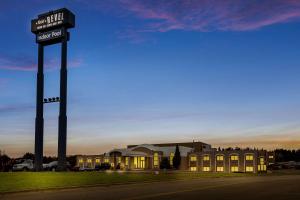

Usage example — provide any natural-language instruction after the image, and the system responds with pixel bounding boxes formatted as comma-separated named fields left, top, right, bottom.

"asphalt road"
left=1, top=175, right=299, bottom=200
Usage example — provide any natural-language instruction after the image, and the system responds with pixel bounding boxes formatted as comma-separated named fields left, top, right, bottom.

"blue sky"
left=0, top=0, right=300, bottom=157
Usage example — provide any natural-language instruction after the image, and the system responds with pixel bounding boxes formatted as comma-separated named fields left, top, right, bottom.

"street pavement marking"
left=121, top=182, right=241, bottom=200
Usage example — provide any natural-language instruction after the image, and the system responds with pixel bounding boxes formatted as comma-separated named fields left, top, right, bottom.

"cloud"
left=117, top=0, right=300, bottom=32
left=80, top=0, right=300, bottom=42
left=0, top=54, right=83, bottom=72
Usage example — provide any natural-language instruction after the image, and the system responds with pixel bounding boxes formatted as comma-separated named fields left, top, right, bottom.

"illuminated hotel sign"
left=31, top=8, right=75, bottom=33
left=36, top=28, right=68, bottom=45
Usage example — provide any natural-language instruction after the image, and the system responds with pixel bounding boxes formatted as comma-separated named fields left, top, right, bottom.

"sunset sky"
left=0, top=0, right=300, bottom=157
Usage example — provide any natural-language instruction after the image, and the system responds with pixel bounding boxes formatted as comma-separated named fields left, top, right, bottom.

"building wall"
left=188, top=149, right=272, bottom=173
left=76, top=142, right=274, bottom=173
left=76, top=155, right=105, bottom=169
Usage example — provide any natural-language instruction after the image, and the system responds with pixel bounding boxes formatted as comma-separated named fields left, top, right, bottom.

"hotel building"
left=76, top=141, right=275, bottom=173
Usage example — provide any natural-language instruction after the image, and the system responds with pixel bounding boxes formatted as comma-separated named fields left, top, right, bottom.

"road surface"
left=1, top=175, right=299, bottom=200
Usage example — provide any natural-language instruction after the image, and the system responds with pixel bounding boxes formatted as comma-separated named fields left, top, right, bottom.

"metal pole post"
left=57, top=29, right=68, bottom=171
left=34, top=44, right=44, bottom=171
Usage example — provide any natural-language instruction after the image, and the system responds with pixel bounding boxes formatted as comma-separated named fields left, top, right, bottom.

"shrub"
left=160, top=157, right=171, bottom=169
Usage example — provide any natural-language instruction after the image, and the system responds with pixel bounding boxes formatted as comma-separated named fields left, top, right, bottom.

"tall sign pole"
left=34, top=44, right=44, bottom=171
left=31, top=8, right=75, bottom=171
left=58, top=28, right=68, bottom=171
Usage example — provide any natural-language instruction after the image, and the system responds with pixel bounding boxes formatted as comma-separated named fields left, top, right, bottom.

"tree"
left=0, top=154, right=11, bottom=172
left=173, top=144, right=181, bottom=170
left=67, top=155, right=77, bottom=168
left=22, top=152, right=34, bottom=160
left=160, top=157, right=171, bottom=169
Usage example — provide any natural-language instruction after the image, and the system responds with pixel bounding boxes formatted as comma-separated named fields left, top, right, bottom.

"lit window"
left=87, top=158, right=92, bottom=163
left=104, top=158, right=109, bottom=163
left=203, top=167, right=210, bottom=172
left=203, top=155, right=210, bottom=161
left=153, top=153, right=159, bottom=167
left=230, top=155, right=239, bottom=161
left=190, top=156, right=197, bottom=162
left=216, top=166, right=224, bottom=172
left=79, top=159, right=83, bottom=163
left=134, top=157, right=145, bottom=168
left=95, top=158, right=100, bottom=163
left=170, top=152, right=174, bottom=165
left=258, top=165, right=266, bottom=171
left=259, top=157, right=264, bottom=164
left=190, top=167, right=197, bottom=171
left=245, top=155, right=253, bottom=161
left=246, top=166, right=253, bottom=172
left=141, top=157, right=145, bottom=168
left=125, top=157, right=129, bottom=166
left=269, top=155, right=274, bottom=159
left=134, top=157, right=137, bottom=168
left=111, top=163, right=114, bottom=167
left=231, top=166, right=238, bottom=172
left=216, top=155, right=224, bottom=161
left=117, top=157, right=121, bottom=164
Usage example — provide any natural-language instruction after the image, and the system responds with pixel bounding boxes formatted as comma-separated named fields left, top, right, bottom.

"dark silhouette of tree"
left=275, top=149, right=300, bottom=162
left=67, top=155, right=77, bottom=168
left=173, top=144, right=181, bottom=170
left=22, top=152, right=34, bottom=160
left=43, top=156, right=56, bottom=163
left=0, top=154, right=11, bottom=171
left=160, top=157, right=171, bottom=169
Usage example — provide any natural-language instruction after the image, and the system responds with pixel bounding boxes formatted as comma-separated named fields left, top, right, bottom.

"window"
left=104, top=158, right=109, bottom=163
left=216, top=155, right=224, bottom=161
left=203, top=155, right=210, bottom=161
left=153, top=153, right=159, bottom=167
left=87, top=158, right=92, bottom=163
left=245, top=155, right=253, bottom=161
left=125, top=157, right=129, bottom=166
left=134, top=157, right=145, bottom=169
left=259, top=157, right=264, bottom=164
left=216, top=166, right=224, bottom=172
left=117, top=157, right=121, bottom=164
left=246, top=166, right=253, bottom=172
left=134, top=157, right=137, bottom=168
left=190, top=167, right=197, bottom=171
left=230, top=155, right=239, bottom=161
left=111, top=163, right=114, bottom=167
left=258, top=165, right=266, bottom=171
left=79, top=159, right=83, bottom=163
left=170, top=152, right=174, bottom=165
left=140, top=157, right=145, bottom=168
left=190, top=156, right=197, bottom=162
left=203, top=167, right=210, bottom=172
left=269, top=155, right=274, bottom=159
left=95, top=158, right=100, bottom=163
left=231, top=166, right=238, bottom=172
